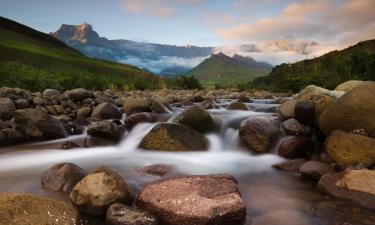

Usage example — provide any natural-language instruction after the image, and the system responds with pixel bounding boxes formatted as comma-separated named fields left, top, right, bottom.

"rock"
left=64, top=122, right=83, bottom=135
left=61, top=141, right=81, bottom=149
left=87, top=120, right=125, bottom=141
left=122, top=98, right=151, bottom=115
left=200, top=99, right=219, bottom=110
left=272, top=159, right=307, bottom=173
left=294, top=101, right=315, bottom=125
left=43, top=89, right=61, bottom=97
left=0, top=193, right=85, bottom=225
left=14, top=99, right=30, bottom=109
left=0, top=128, right=24, bottom=146
left=77, top=107, right=92, bottom=118
left=41, top=163, right=86, bottom=193
left=12, top=109, right=67, bottom=140
left=335, top=80, right=364, bottom=92
left=124, top=112, right=156, bottom=130
left=66, top=88, right=93, bottom=101
left=139, top=123, right=209, bottom=151
left=171, top=105, right=215, bottom=132
left=251, top=209, right=313, bottom=225
left=92, top=103, right=122, bottom=121
left=227, top=102, right=250, bottom=111
left=136, top=164, right=175, bottom=176
left=278, top=99, right=297, bottom=120
left=106, top=203, right=159, bottom=225
left=84, top=136, right=116, bottom=147
left=318, top=170, right=375, bottom=209
left=70, top=167, right=134, bottom=216
left=324, top=130, right=375, bottom=167
left=282, top=118, right=311, bottom=136
left=53, top=105, right=65, bottom=114
left=299, top=161, right=333, bottom=180
left=32, top=96, right=45, bottom=106
left=278, top=136, right=314, bottom=159
left=237, top=94, right=250, bottom=102
left=319, top=82, right=375, bottom=137
left=239, top=117, right=279, bottom=153
left=0, top=98, right=15, bottom=120
left=136, top=174, right=246, bottom=225
left=150, top=99, right=170, bottom=114
left=53, top=114, right=72, bottom=123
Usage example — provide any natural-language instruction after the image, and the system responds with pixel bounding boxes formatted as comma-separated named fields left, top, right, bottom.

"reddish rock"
left=278, top=136, right=314, bottom=159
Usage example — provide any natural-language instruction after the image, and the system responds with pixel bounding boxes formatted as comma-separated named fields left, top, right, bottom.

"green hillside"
left=0, top=17, right=160, bottom=91
left=253, top=40, right=375, bottom=92
left=185, top=53, right=271, bottom=87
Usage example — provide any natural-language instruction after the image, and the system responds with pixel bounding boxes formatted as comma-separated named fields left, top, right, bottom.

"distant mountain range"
left=185, top=52, right=272, bottom=87
left=51, top=23, right=213, bottom=74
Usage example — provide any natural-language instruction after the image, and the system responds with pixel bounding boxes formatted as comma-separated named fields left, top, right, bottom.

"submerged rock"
left=299, top=161, right=333, bottom=180
left=70, top=167, right=134, bottom=216
left=106, top=203, right=159, bottom=225
left=135, top=164, right=175, bottom=176
left=272, top=159, right=307, bottom=173
left=136, top=174, right=246, bottom=225
left=239, top=117, right=279, bottom=153
left=171, top=105, right=215, bottom=132
left=139, top=123, right=209, bottom=151
left=41, top=163, right=86, bottom=193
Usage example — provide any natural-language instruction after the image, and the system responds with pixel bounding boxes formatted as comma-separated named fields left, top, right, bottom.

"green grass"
left=0, top=17, right=161, bottom=91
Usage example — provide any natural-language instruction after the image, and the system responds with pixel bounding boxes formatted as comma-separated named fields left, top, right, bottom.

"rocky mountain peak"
left=51, top=23, right=100, bottom=44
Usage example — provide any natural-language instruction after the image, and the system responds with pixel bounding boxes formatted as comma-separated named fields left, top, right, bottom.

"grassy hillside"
left=185, top=53, right=271, bottom=88
left=0, top=17, right=161, bottom=91
left=253, top=40, right=375, bottom=92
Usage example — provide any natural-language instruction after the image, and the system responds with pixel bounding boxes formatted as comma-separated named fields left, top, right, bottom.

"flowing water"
left=0, top=100, right=374, bottom=225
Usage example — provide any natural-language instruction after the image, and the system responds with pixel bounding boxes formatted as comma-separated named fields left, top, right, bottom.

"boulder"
left=0, top=193, right=86, bottom=225
left=136, top=174, right=246, bottom=225
left=84, top=136, right=116, bottom=147
left=41, top=163, right=86, bottom=193
left=299, top=161, right=333, bottom=180
left=334, top=80, right=364, bottom=92
left=282, top=118, right=311, bottom=136
left=66, top=88, right=93, bottom=101
left=43, top=89, right=61, bottom=97
left=318, top=170, right=375, bottom=209
left=200, top=99, right=219, bottom=110
left=106, top=203, right=159, bottom=225
left=87, top=120, right=125, bottom=141
left=272, top=159, right=307, bottom=173
left=324, top=130, right=375, bottom=167
left=278, top=99, right=296, bottom=120
left=239, top=117, right=279, bottom=153
left=319, top=82, right=375, bottom=137
left=124, top=112, right=156, bottom=130
left=14, top=99, right=30, bottom=109
left=0, top=128, right=24, bottom=146
left=122, top=98, right=151, bottom=115
left=150, top=99, right=171, bottom=114
left=70, top=167, right=134, bottom=216
left=12, top=109, right=67, bottom=140
left=294, top=101, right=315, bottom=125
left=77, top=107, right=92, bottom=118
left=32, top=96, right=45, bottom=106
left=227, top=102, right=250, bottom=111
left=171, top=105, right=215, bottom=132
left=139, top=123, right=209, bottom=151
left=0, top=98, right=15, bottom=120
left=92, top=103, right=122, bottom=121
left=278, top=136, right=314, bottom=159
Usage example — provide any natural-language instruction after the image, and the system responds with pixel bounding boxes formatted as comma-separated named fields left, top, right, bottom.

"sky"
left=1, top=0, right=375, bottom=64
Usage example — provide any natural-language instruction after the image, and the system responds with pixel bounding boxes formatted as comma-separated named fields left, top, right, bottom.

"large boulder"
left=0, top=128, right=24, bottom=146
left=0, top=98, right=15, bottom=120
left=66, top=88, right=93, bottom=101
left=171, top=105, right=215, bottom=132
left=334, top=80, right=364, bottom=92
left=318, top=170, right=375, bottom=209
left=136, top=174, right=246, bottom=225
left=70, top=167, right=134, bottom=216
left=294, top=101, right=315, bottom=125
left=122, top=98, right=151, bottom=115
left=87, top=120, right=125, bottom=141
left=278, top=136, right=314, bottom=159
left=92, top=103, right=122, bottom=121
left=324, top=130, right=375, bottom=167
left=41, top=163, right=86, bottom=193
left=139, top=123, right=209, bottom=151
left=12, top=109, right=67, bottom=140
left=239, top=117, right=279, bottom=153
left=319, top=82, right=375, bottom=137
left=106, top=203, right=159, bottom=225
left=278, top=99, right=296, bottom=120
left=0, top=193, right=84, bottom=225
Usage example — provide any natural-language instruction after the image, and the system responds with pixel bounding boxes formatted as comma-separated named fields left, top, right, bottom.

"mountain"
left=185, top=53, right=272, bottom=87
left=253, top=40, right=375, bottom=92
left=51, top=23, right=214, bottom=75
left=0, top=17, right=159, bottom=91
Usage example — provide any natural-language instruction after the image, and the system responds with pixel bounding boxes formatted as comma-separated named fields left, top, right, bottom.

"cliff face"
left=51, top=23, right=101, bottom=44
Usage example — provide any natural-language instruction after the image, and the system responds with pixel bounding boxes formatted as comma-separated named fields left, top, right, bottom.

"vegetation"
left=0, top=17, right=161, bottom=91
left=251, top=40, right=375, bottom=92
left=164, top=76, right=202, bottom=90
